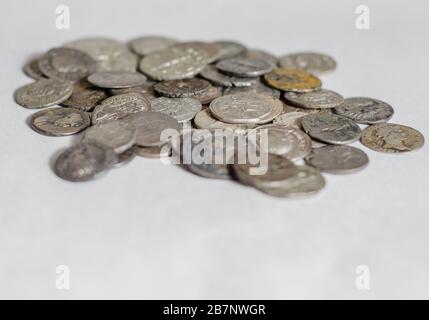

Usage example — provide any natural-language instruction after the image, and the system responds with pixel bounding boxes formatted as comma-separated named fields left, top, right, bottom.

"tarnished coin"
left=216, top=57, right=274, bottom=77
left=273, top=111, right=307, bottom=128
left=153, top=79, right=211, bottom=98
left=62, top=80, right=108, bottom=112
left=54, top=142, right=117, bottom=182
left=88, top=71, right=147, bottom=89
left=137, top=144, right=172, bottom=158
left=23, top=58, right=45, bottom=80
left=192, top=86, right=222, bottom=105
left=64, top=37, right=127, bottom=62
left=284, top=89, right=344, bottom=109
left=193, top=109, right=254, bottom=132
left=15, top=79, right=74, bottom=109
left=334, top=97, right=394, bottom=124
left=209, top=93, right=275, bottom=124
left=239, top=49, right=278, bottom=68
left=30, top=107, right=91, bottom=136
left=83, top=120, right=137, bottom=154
left=200, top=65, right=258, bottom=87
left=305, top=145, right=369, bottom=173
left=92, top=93, right=150, bottom=124
left=264, top=68, right=322, bottom=92
left=139, top=46, right=208, bottom=81
left=95, top=49, right=139, bottom=72
left=151, top=97, right=202, bottom=122
left=361, top=123, right=425, bottom=153
left=278, top=52, right=336, bottom=75
left=38, top=47, right=96, bottom=81
left=301, top=113, right=362, bottom=144
left=254, top=98, right=284, bottom=124
left=109, top=81, right=156, bottom=97
left=113, top=145, right=137, bottom=168
left=129, top=36, right=178, bottom=56
left=123, top=111, right=181, bottom=147
left=174, top=41, right=220, bottom=63
left=224, top=81, right=281, bottom=99
left=214, top=41, right=246, bottom=60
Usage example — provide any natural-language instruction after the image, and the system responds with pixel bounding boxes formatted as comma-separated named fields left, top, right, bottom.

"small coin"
left=123, top=111, right=181, bottom=147
left=88, top=71, right=147, bottom=89
left=151, top=97, right=202, bottom=123
left=214, top=41, right=246, bottom=60
left=361, top=123, right=425, bottom=153
left=129, top=36, right=178, bottom=56
left=193, top=109, right=254, bottom=132
left=305, top=145, right=369, bottom=174
left=23, top=58, right=46, bottom=80
left=254, top=98, right=284, bottom=124
left=137, top=144, right=172, bottom=158
left=174, top=41, right=220, bottom=63
left=15, top=79, right=74, bottom=109
left=192, top=86, right=222, bottom=105
left=216, top=57, right=274, bottom=77
left=264, top=68, right=322, bottom=92
left=64, top=37, right=127, bottom=62
left=139, top=46, right=208, bottom=81
left=334, top=97, right=394, bottom=124
left=92, top=93, right=150, bottom=124
left=82, top=120, right=137, bottom=154
left=239, top=49, right=278, bottom=68
left=30, top=107, right=91, bottom=136
left=54, top=142, right=117, bottom=182
left=273, top=111, right=307, bottom=128
left=200, top=65, right=258, bottom=87
left=278, top=52, right=336, bottom=75
left=62, top=80, right=108, bottom=112
left=153, top=79, right=211, bottom=98
left=284, top=89, right=344, bottom=109
left=223, top=81, right=281, bottom=99
left=95, top=49, right=139, bottom=72
left=301, top=113, right=362, bottom=144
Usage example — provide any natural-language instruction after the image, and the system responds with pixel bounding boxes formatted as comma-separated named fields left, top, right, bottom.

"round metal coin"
left=284, top=89, right=344, bottom=109
left=153, top=79, right=211, bottom=98
left=88, top=71, right=147, bottom=89
left=264, top=68, right=322, bottom=92
left=278, top=52, right=336, bottom=75
left=200, top=65, right=258, bottom=87
left=62, top=80, right=108, bottom=112
left=334, top=97, right=394, bottom=124
left=151, top=97, right=202, bottom=122
left=216, top=57, right=274, bottom=77
left=129, top=36, right=178, bottom=56
left=214, top=41, right=246, bottom=60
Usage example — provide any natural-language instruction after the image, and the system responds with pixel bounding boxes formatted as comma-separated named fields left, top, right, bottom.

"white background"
left=1, top=0, right=428, bottom=299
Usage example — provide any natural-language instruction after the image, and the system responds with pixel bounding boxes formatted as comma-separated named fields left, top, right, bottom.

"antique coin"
left=123, top=112, right=181, bottom=147
left=15, top=79, right=74, bottom=109
left=200, top=65, right=258, bottom=87
left=151, top=97, right=202, bottom=122
left=62, top=80, right=108, bottom=112
left=129, top=36, right=178, bottom=56
left=334, top=97, right=394, bottom=124
left=278, top=52, right=336, bottom=75
left=38, top=47, right=96, bottom=81
left=361, top=123, right=425, bottom=153
left=214, top=41, right=246, bottom=60
left=137, top=145, right=172, bottom=158
left=30, top=107, right=90, bottom=136
left=192, top=86, right=222, bottom=104
left=301, top=113, right=362, bottom=144
left=64, top=37, right=127, bottom=62
left=193, top=109, right=254, bottom=132
left=114, top=146, right=137, bottom=167
left=23, top=58, right=45, bottom=80
left=174, top=41, right=220, bottom=63
left=139, top=46, right=208, bottom=81
left=216, top=57, right=274, bottom=77
left=95, top=49, right=139, bottom=72
left=264, top=68, right=322, bottom=92
left=239, top=49, right=278, bottom=68
left=224, top=81, right=281, bottom=99
left=305, top=145, right=369, bottom=173
left=109, top=81, right=156, bottom=97
left=92, top=93, right=151, bottom=124
left=153, top=79, right=211, bottom=98
left=284, top=89, right=344, bottom=109
left=88, top=71, right=147, bottom=89
left=254, top=98, right=284, bottom=124
left=83, top=120, right=137, bottom=154
left=54, top=142, right=117, bottom=182
left=273, top=111, right=307, bottom=128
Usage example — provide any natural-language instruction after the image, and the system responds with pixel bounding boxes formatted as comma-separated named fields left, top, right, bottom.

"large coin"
left=139, top=47, right=208, bottom=80
left=30, top=107, right=91, bottom=136
left=88, top=71, right=147, bottom=88
left=62, top=80, right=108, bottom=112
left=284, top=89, right=344, bottom=109
left=200, top=65, right=258, bottom=87
left=151, top=97, right=202, bottom=122
left=15, top=79, right=74, bottom=109
left=301, top=113, right=362, bottom=144
left=216, top=57, right=274, bottom=77
left=129, top=36, right=178, bottom=56
left=153, top=79, right=210, bottom=98
left=334, top=97, right=394, bottom=124
left=264, top=68, right=322, bottom=92
left=305, top=145, right=369, bottom=173
left=278, top=52, right=336, bottom=75
left=214, top=41, right=246, bottom=60
left=361, top=123, right=424, bottom=153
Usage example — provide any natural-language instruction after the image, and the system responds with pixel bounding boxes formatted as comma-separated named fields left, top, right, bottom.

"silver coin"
left=92, top=93, right=150, bottom=124
left=129, top=36, right=178, bottom=56
left=173, top=41, right=220, bottom=63
left=301, top=113, right=362, bottom=144
left=254, top=98, right=284, bottom=124
left=334, top=97, right=394, bottom=124
left=23, top=58, right=46, bottom=80
left=192, top=86, right=222, bottom=105
left=214, top=41, right=246, bottom=60
left=30, top=107, right=91, bottom=136
left=38, top=47, right=96, bottom=81
left=200, top=65, right=258, bottom=87
left=153, top=79, right=211, bottom=98
left=82, top=120, right=137, bottom=154
left=15, top=79, right=74, bottom=109
left=139, top=46, right=208, bottom=81
left=284, top=89, right=344, bottom=109
left=193, top=109, right=254, bottom=132
left=114, top=145, right=137, bottom=167
left=278, top=52, right=336, bottom=75
left=239, top=49, right=278, bottom=67
left=54, top=142, right=117, bottom=182
left=223, top=81, right=281, bottom=99
left=151, top=97, right=202, bottom=122
left=88, top=71, right=147, bottom=89
left=109, top=81, right=156, bottom=97
left=305, top=145, right=369, bottom=174
left=123, top=111, right=181, bottom=147
left=65, top=37, right=127, bottom=62
left=137, top=144, right=172, bottom=158
left=95, top=49, right=139, bottom=72
left=62, top=80, right=108, bottom=112
left=273, top=111, right=307, bottom=128
left=216, top=57, right=274, bottom=77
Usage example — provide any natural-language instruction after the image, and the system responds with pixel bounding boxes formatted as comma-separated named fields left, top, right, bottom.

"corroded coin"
left=264, top=68, right=322, bottom=92
left=153, top=79, right=211, bottom=98
left=23, top=58, right=46, bottom=80
left=95, top=49, right=139, bottom=72
left=30, top=107, right=91, bottom=136
left=239, top=49, right=278, bottom=68
left=224, top=81, right=281, bottom=99
left=15, top=79, right=74, bottom=109
left=129, top=36, right=178, bottom=56
left=254, top=98, right=284, bottom=124
left=284, top=89, right=344, bottom=109
left=109, top=81, right=156, bottom=97
left=334, top=97, right=394, bottom=124
left=214, top=41, right=246, bottom=60
left=62, top=80, right=108, bottom=112
left=174, top=41, right=220, bottom=63
left=361, top=123, right=424, bottom=153
left=139, top=46, right=208, bottom=81
left=301, top=113, right=362, bottom=144
left=193, top=109, right=254, bottom=132
left=305, top=145, right=369, bottom=173
left=216, top=57, right=274, bottom=77
left=151, top=97, right=202, bottom=122
left=192, top=86, right=222, bottom=105
left=88, top=71, right=147, bottom=89
left=54, top=142, right=117, bottom=182
left=64, top=37, right=127, bottom=61
left=278, top=52, right=336, bottom=75
left=92, top=93, right=150, bottom=124
left=200, top=65, right=258, bottom=87
left=273, top=111, right=307, bottom=128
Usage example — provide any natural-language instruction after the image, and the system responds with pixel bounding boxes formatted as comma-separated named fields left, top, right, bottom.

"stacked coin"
left=15, top=36, right=425, bottom=197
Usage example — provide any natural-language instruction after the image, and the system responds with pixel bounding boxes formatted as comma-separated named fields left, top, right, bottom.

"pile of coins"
left=15, top=36, right=425, bottom=197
